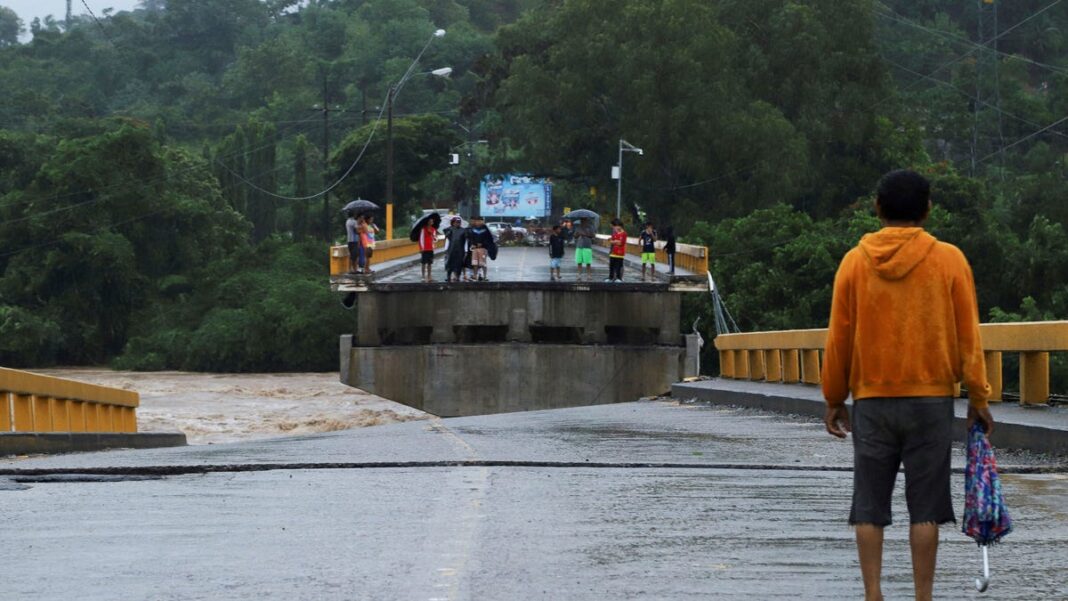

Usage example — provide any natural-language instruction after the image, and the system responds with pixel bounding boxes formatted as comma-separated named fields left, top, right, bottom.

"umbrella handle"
left=975, top=545, right=990, bottom=592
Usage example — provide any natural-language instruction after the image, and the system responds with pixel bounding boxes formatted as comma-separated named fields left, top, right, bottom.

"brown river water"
left=38, top=369, right=428, bottom=445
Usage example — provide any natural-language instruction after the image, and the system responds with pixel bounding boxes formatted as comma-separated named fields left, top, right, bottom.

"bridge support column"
left=356, top=295, right=381, bottom=346
left=507, top=308, right=531, bottom=342
left=985, top=351, right=1003, bottom=402
left=432, top=308, right=456, bottom=343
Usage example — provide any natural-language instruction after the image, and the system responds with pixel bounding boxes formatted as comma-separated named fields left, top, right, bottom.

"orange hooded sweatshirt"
left=822, top=227, right=991, bottom=409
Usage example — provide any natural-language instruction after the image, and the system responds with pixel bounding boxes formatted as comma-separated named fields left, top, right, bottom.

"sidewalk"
left=673, top=378, right=1068, bottom=455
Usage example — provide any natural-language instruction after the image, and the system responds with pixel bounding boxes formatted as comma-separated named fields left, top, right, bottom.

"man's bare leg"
left=910, top=523, right=939, bottom=601
left=856, top=524, right=885, bottom=601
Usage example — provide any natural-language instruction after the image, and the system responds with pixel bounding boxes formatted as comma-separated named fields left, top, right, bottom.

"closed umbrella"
left=962, top=423, right=1013, bottom=592
left=341, top=199, right=379, bottom=214
left=409, top=212, right=442, bottom=242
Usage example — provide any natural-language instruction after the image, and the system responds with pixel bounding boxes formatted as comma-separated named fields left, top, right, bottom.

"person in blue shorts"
left=548, top=224, right=565, bottom=281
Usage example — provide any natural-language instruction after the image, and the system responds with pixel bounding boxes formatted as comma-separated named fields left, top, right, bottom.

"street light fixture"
left=614, top=138, right=644, bottom=219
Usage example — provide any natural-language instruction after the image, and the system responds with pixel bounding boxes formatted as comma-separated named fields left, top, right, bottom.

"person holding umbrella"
left=345, top=211, right=362, bottom=274
left=821, top=170, right=995, bottom=601
left=410, top=213, right=441, bottom=283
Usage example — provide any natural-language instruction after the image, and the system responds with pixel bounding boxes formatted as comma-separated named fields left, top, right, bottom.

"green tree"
left=0, top=6, right=23, bottom=47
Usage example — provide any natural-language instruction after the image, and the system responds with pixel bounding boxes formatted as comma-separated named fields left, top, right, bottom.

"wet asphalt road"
left=2, top=401, right=1067, bottom=600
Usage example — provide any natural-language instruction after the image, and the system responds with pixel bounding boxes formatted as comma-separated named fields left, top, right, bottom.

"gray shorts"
left=849, top=397, right=955, bottom=527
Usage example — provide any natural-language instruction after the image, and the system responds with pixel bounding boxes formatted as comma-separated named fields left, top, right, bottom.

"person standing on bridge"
left=822, top=169, right=995, bottom=601
left=574, top=220, right=595, bottom=281
left=607, top=219, right=627, bottom=282
left=419, top=214, right=438, bottom=283
left=548, top=224, right=565, bottom=281
left=443, top=216, right=467, bottom=283
left=639, top=222, right=658, bottom=281
left=466, top=216, right=495, bottom=281
left=345, top=212, right=363, bottom=275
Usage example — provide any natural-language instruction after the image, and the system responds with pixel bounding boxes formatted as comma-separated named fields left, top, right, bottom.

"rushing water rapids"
left=38, top=369, right=428, bottom=445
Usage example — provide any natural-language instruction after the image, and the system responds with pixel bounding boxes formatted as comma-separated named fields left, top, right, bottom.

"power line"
left=881, top=56, right=1068, bottom=141
left=874, top=4, right=1068, bottom=77
left=978, top=113, right=1068, bottom=163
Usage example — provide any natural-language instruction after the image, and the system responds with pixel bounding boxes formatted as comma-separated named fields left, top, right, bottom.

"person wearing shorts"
left=822, top=170, right=994, bottom=601
left=419, top=218, right=438, bottom=283
left=345, top=212, right=362, bottom=274
left=548, top=224, right=565, bottom=281
left=606, top=219, right=627, bottom=282
left=574, top=222, right=594, bottom=281
left=639, top=222, right=657, bottom=281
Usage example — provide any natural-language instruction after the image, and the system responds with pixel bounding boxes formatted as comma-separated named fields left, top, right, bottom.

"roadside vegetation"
left=0, top=1, right=1065, bottom=380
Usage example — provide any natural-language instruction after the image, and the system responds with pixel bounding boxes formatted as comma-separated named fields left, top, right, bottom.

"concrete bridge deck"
left=333, top=245, right=708, bottom=292
left=2, top=401, right=1066, bottom=600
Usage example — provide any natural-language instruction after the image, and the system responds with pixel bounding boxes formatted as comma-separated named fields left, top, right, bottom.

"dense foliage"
left=0, top=0, right=1065, bottom=383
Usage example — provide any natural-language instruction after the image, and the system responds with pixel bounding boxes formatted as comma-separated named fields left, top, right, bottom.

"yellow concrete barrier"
left=330, top=238, right=445, bottom=277
left=714, top=321, right=1068, bottom=405
left=0, top=368, right=139, bottom=433
left=594, top=235, right=709, bottom=274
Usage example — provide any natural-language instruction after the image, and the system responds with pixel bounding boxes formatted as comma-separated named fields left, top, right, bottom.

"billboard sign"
left=479, top=174, right=553, bottom=218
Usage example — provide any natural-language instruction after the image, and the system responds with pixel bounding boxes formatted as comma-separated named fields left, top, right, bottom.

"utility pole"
left=386, top=85, right=395, bottom=221
left=614, top=139, right=644, bottom=219
left=316, top=69, right=341, bottom=242
left=65, top=0, right=72, bottom=26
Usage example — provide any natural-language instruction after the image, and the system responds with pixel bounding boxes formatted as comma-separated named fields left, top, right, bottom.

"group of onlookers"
left=426, top=215, right=497, bottom=282
left=345, top=213, right=380, bottom=275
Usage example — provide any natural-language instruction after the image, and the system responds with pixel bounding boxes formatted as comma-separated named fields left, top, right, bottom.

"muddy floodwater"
left=39, top=369, right=428, bottom=445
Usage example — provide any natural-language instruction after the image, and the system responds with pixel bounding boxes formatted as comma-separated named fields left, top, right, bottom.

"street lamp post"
left=384, top=29, right=450, bottom=239
left=615, top=138, right=644, bottom=219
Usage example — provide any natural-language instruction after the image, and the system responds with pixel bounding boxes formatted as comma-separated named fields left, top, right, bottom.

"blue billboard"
left=479, top=174, right=553, bottom=218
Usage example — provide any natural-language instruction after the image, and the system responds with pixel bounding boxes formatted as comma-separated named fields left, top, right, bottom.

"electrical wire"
left=978, top=113, right=1068, bottom=163
left=216, top=29, right=448, bottom=202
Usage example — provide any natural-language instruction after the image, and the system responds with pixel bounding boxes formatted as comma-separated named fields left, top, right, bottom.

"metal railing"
left=713, top=321, right=1068, bottom=405
left=1, top=368, right=139, bottom=433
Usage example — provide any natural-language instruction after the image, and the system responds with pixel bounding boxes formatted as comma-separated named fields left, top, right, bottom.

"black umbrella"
left=563, top=208, right=600, bottom=228
left=340, top=199, right=379, bottom=214
left=409, top=212, right=442, bottom=242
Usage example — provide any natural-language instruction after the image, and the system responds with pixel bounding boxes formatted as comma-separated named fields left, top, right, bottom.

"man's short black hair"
left=877, top=170, right=930, bottom=222
left=552, top=224, right=561, bottom=231
left=610, top=218, right=623, bottom=226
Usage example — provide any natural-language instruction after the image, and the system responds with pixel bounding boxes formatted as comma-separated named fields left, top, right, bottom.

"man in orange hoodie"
left=822, top=170, right=995, bottom=601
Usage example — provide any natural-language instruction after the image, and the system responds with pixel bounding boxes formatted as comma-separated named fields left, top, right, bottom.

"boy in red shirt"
left=607, top=219, right=627, bottom=282
left=419, top=218, right=438, bottom=283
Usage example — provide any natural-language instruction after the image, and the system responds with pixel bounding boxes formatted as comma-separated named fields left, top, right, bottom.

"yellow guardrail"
left=594, top=235, right=708, bottom=274
left=0, top=368, right=139, bottom=433
left=329, top=238, right=444, bottom=277
left=713, top=321, right=1068, bottom=405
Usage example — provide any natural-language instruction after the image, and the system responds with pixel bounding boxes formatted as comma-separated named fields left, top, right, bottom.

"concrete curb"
left=672, top=379, right=1068, bottom=456
left=0, top=432, right=187, bottom=456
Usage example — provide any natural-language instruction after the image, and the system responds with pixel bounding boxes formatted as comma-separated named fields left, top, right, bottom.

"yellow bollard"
left=32, top=395, right=52, bottom=432
left=386, top=203, right=394, bottom=241
left=764, top=350, right=782, bottom=383
left=50, top=398, right=71, bottom=432
left=70, top=401, right=88, bottom=433
left=1020, top=351, right=1050, bottom=405
left=0, top=392, right=10, bottom=432
left=720, top=351, right=735, bottom=378
left=734, top=350, right=750, bottom=379
left=748, top=350, right=766, bottom=381
left=985, top=351, right=1003, bottom=402
left=13, top=394, right=33, bottom=432
left=782, top=349, right=801, bottom=383
left=801, top=349, right=821, bottom=385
